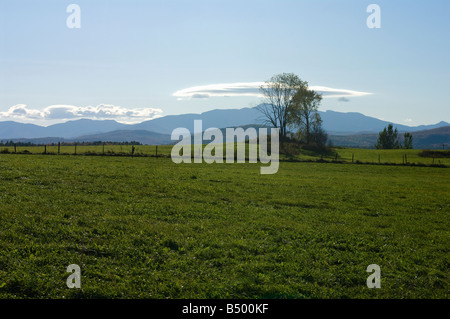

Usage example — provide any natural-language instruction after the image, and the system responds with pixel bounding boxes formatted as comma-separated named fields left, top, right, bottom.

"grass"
left=335, top=148, right=450, bottom=166
left=1, top=144, right=449, bottom=166
left=0, top=144, right=173, bottom=157
left=0, top=153, right=448, bottom=299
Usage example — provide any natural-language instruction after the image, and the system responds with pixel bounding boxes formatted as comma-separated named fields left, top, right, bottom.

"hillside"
left=329, top=126, right=450, bottom=149
left=74, top=130, right=172, bottom=145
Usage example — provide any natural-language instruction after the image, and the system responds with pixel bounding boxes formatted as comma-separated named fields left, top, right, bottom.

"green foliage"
left=403, top=133, right=413, bottom=149
left=309, top=113, right=328, bottom=147
left=290, top=89, right=325, bottom=146
left=376, top=124, right=400, bottom=149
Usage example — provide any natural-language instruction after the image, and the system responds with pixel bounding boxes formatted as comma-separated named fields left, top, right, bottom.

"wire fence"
left=0, top=143, right=449, bottom=167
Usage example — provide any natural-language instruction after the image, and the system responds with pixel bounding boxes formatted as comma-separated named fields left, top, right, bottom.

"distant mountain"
left=321, top=110, right=449, bottom=135
left=1, top=106, right=448, bottom=141
left=0, top=121, right=46, bottom=139
left=5, top=124, right=449, bottom=150
left=44, top=119, right=130, bottom=138
left=329, top=126, right=450, bottom=149
left=7, top=137, right=68, bottom=145
left=75, top=123, right=270, bottom=145
left=409, top=126, right=450, bottom=149
left=0, top=108, right=261, bottom=139
left=8, top=130, right=172, bottom=145
left=0, top=119, right=129, bottom=139
left=133, top=107, right=263, bottom=134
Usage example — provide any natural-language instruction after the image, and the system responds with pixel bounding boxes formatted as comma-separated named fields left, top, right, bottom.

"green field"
left=0, top=152, right=448, bottom=298
left=2, top=144, right=449, bottom=166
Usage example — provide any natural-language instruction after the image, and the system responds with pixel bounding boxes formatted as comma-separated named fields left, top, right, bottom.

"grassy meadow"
left=0, top=150, right=448, bottom=299
left=2, top=144, right=450, bottom=166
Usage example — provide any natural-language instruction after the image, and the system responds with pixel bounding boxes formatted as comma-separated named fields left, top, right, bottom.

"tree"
left=403, top=132, right=413, bottom=149
left=289, top=88, right=324, bottom=145
left=257, top=73, right=308, bottom=140
left=376, top=124, right=400, bottom=149
left=309, top=113, right=328, bottom=146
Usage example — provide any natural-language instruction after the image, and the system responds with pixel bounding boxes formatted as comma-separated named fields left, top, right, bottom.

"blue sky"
left=0, top=0, right=449, bottom=126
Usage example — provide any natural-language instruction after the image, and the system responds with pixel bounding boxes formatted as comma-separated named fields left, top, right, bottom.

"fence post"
left=156, top=145, right=158, bottom=157
left=103, top=142, right=105, bottom=155
left=405, top=154, right=407, bottom=164
left=44, top=145, right=47, bottom=154
left=14, top=144, right=17, bottom=154
left=74, top=143, right=77, bottom=155
left=352, top=153, right=354, bottom=163
left=58, top=142, right=60, bottom=155
left=378, top=154, right=380, bottom=164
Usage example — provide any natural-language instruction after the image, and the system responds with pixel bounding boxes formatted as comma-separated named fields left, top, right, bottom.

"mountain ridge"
left=0, top=106, right=448, bottom=140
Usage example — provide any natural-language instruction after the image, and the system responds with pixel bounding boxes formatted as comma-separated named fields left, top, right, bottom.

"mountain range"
left=1, top=106, right=448, bottom=149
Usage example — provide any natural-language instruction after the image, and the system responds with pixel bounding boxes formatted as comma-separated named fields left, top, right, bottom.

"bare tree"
left=257, top=73, right=308, bottom=140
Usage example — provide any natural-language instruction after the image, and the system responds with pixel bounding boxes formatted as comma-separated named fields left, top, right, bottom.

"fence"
left=0, top=144, right=172, bottom=158
left=0, top=144, right=449, bottom=167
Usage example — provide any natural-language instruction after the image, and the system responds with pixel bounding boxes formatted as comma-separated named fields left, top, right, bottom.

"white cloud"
left=0, top=104, right=163, bottom=124
left=2, top=104, right=45, bottom=119
left=173, top=82, right=372, bottom=100
left=174, top=82, right=263, bottom=100
left=310, top=86, right=372, bottom=98
left=404, top=118, right=413, bottom=123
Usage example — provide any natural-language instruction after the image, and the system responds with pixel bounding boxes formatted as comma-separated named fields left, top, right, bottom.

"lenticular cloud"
left=173, top=82, right=372, bottom=100
left=174, top=82, right=264, bottom=100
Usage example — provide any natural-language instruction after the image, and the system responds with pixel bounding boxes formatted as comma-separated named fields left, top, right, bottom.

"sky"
left=0, top=0, right=449, bottom=126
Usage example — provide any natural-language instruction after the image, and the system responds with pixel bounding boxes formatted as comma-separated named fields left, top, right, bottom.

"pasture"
left=0, top=152, right=448, bottom=298
left=1, top=144, right=449, bottom=166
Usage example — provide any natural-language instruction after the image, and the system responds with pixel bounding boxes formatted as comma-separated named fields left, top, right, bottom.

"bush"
left=301, top=143, right=334, bottom=155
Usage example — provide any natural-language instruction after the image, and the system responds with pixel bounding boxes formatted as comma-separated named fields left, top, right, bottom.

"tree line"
left=376, top=124, right=413, bottom=149
left=0, top=141, right=143, bottom=147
